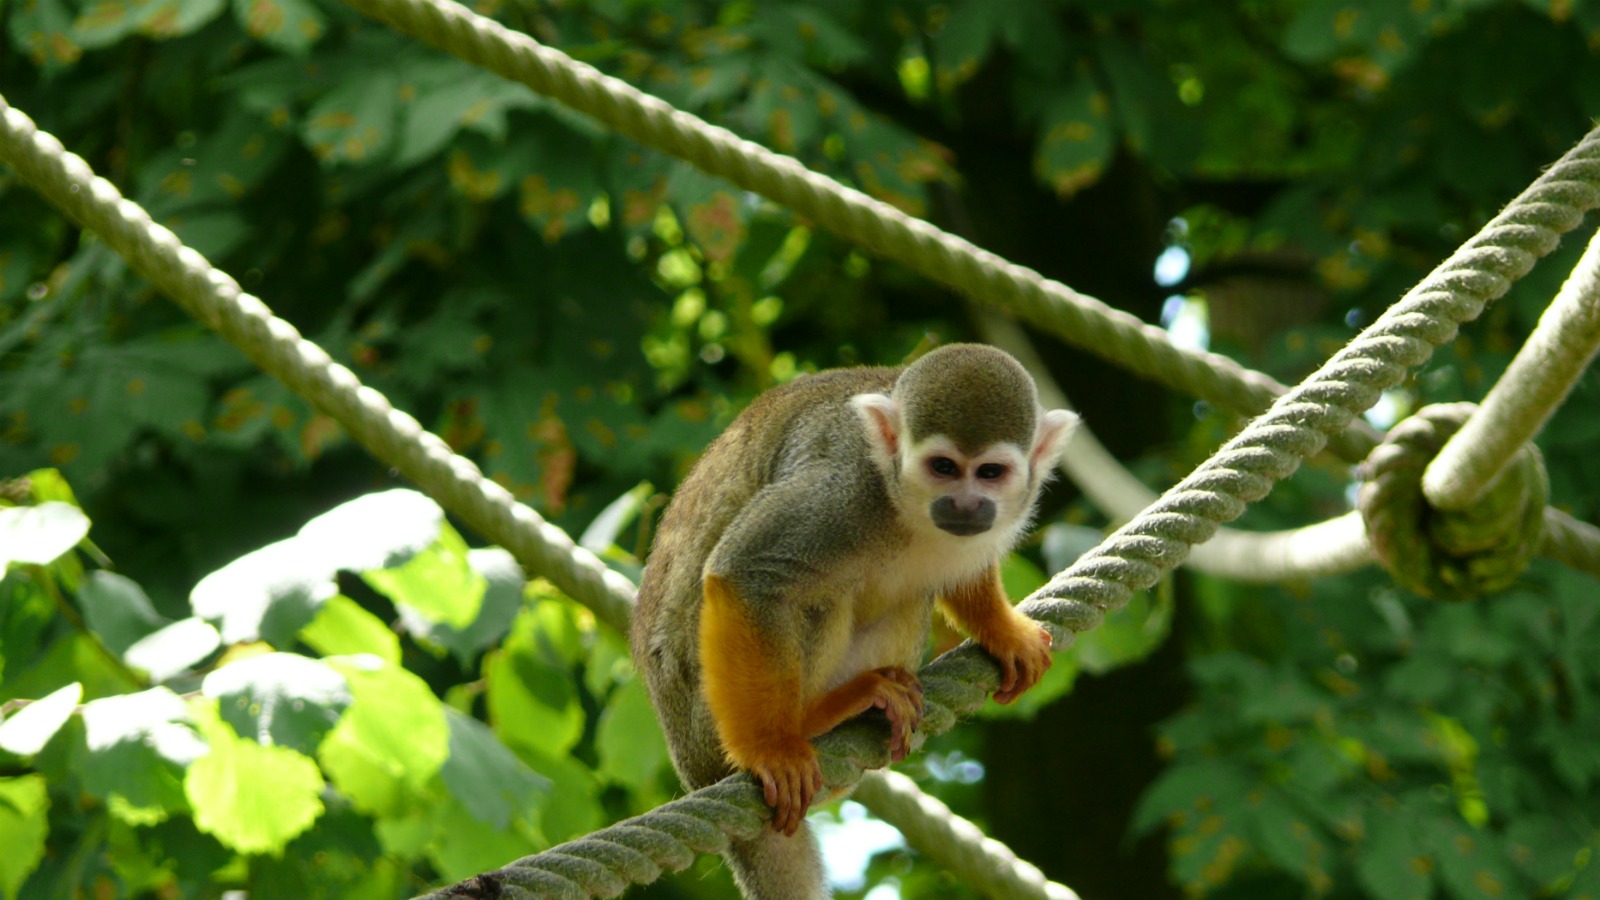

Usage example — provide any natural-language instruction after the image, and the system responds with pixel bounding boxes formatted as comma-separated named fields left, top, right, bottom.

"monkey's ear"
left=1030, top=408, right=1080, bottom=472
left=851, top=393, right=902, bottom=469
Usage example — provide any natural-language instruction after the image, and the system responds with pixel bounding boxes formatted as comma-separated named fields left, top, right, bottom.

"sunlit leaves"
left=0, top=502, right=87, bottom=571
left=80, top=688, right=206, bottom=826
left=319, top=656, right=449, bottom=817
left=186, top=702, right=326, bottom=854
left=191, top=536, right=335, bottom=646
left=202, top=652, right=351, bottom=755
left=0, top=682, right=81, bottom=756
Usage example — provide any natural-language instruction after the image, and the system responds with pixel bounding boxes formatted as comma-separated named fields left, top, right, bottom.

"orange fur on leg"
left=939, top=565, right=1053, bottom=704
left=699, top=575, right=823, bottom=835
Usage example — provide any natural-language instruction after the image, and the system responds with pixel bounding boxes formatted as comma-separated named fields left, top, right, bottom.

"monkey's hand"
left=742, top=738, right=824, bottom=837
left=985, top=615, right=1053, bottom=705
left=801, top=666, right=924, bottom=763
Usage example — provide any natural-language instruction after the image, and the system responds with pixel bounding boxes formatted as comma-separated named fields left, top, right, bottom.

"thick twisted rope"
left=1423, top=226, right=1600, bottom=510
left=1003, top=124, right=1600, bottom=619
left=979, top=312, right=1378, bottom=582
left=339, top=0, right=1384, bottom=462
left=0, top=94, right=638, bottom=638
left=0, top=97, right=1073, bottom=900
left=853, top=770, right=1081, bottom=900
left=1360, top=403, right=1548, bottom=598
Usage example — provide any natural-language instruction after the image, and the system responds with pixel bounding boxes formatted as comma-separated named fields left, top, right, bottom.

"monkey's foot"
left=745, top=740, right=824, bottom=837
left=986, top=619, right=1053, bottom=705
left=866, top=666, right=924, bottom=763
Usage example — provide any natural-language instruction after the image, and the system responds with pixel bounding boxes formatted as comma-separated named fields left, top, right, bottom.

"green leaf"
left=299, top=594, right=401, bottom=665
left=231, top=0, right=324, bottom=54
left=74, top=0, right=225, bottom=48
left=11, top=329, right=238, bottom=477
left=513, top=114, right=603, bottom=242
left=8, top=0, right=80, bottom=72
left=190, top=536, right=335, bottom=646
left=123, top=617, right=223, bottom=682
left=298, top=489, right=444, bottom=573
left=1033, top=75, right=1115, bottom=198
left=136, top=108, right=291, bottom=212
left=202, top=652, right=352, bottom=756
left=319, top=656, right=449, bottom=817
left=440, top=707, right=551, bottom=830
left=426, top=794, right=543, bottom=883
left=0, top=634, right=137, bottom=707
left=186, top=702, right=325, bottom=854
left=393, top=57, right=541, bottom=168
left=0, top=775, right=48, bottom=900
left=0, top=682, right=81, bottom=756
left=396, top=547, right=523, bottom=664
left=1354, top=808, right=1434, bottom=900
left=595, top=678, right=670, bottom=793
left=303, top=66, right=401, bottom=167
left=0, top=502, right=88, bottom=571
left=483, top=601, right=586, bottom=760
left=80, top=687, right=206, bottom=826
left=362, top=523, right=486, bottom=630
left=514, top=747, right=603, bottom=845
left=77, top=571, right=165, bottom=655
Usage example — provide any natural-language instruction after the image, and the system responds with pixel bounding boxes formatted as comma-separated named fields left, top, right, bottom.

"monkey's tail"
left=725, top=823, right=830, bottom=900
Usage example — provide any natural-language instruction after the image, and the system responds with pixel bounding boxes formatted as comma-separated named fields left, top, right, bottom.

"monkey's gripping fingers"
left=869, top=667, right=925, bottom=763
left=988, top=620, right=1053, bottom=705
left=747, top=740, right=824, bottom=837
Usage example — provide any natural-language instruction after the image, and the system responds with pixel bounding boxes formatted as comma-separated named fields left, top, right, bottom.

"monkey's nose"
left=930, top=497, right=995, bottom=536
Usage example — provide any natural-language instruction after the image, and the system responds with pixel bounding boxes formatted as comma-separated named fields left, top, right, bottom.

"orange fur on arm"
left=699, top=575, right=809, bottom=766
left=938, top=564, right=1024, bottom=646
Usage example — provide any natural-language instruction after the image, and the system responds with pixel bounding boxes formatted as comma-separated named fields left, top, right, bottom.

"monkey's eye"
left=928, top=457, right=960, bottom=477
left=976, top=463, right=1007, bottom=481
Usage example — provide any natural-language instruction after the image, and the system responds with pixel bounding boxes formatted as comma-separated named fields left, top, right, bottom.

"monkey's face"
left=899, top=436, right=1035, bottom=539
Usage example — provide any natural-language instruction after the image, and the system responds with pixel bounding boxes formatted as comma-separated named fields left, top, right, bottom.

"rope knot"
left=1358, top=402, right=1547, bottom=599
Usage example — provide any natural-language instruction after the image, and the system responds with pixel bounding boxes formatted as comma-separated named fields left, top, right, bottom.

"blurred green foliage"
left=3, top=0, right=1600, bottom=897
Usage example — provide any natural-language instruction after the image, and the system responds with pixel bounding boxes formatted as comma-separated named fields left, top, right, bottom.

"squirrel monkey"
left=631, top=343, right=1078, bottom=899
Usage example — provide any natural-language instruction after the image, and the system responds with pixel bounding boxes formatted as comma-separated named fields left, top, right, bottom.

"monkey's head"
left=851, top=344, right=1079, bottom=542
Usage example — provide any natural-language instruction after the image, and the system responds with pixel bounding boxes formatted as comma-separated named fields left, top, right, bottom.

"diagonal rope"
left=1423, top=226, right=1600, bottom=511
left=1006, top=126, right=1600, bottom=624
left=339, top=0, right=1383, bottom=463
left=853, top=770, right=1081, bottom=900
left=0, top=95, right=1075, bottom=900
